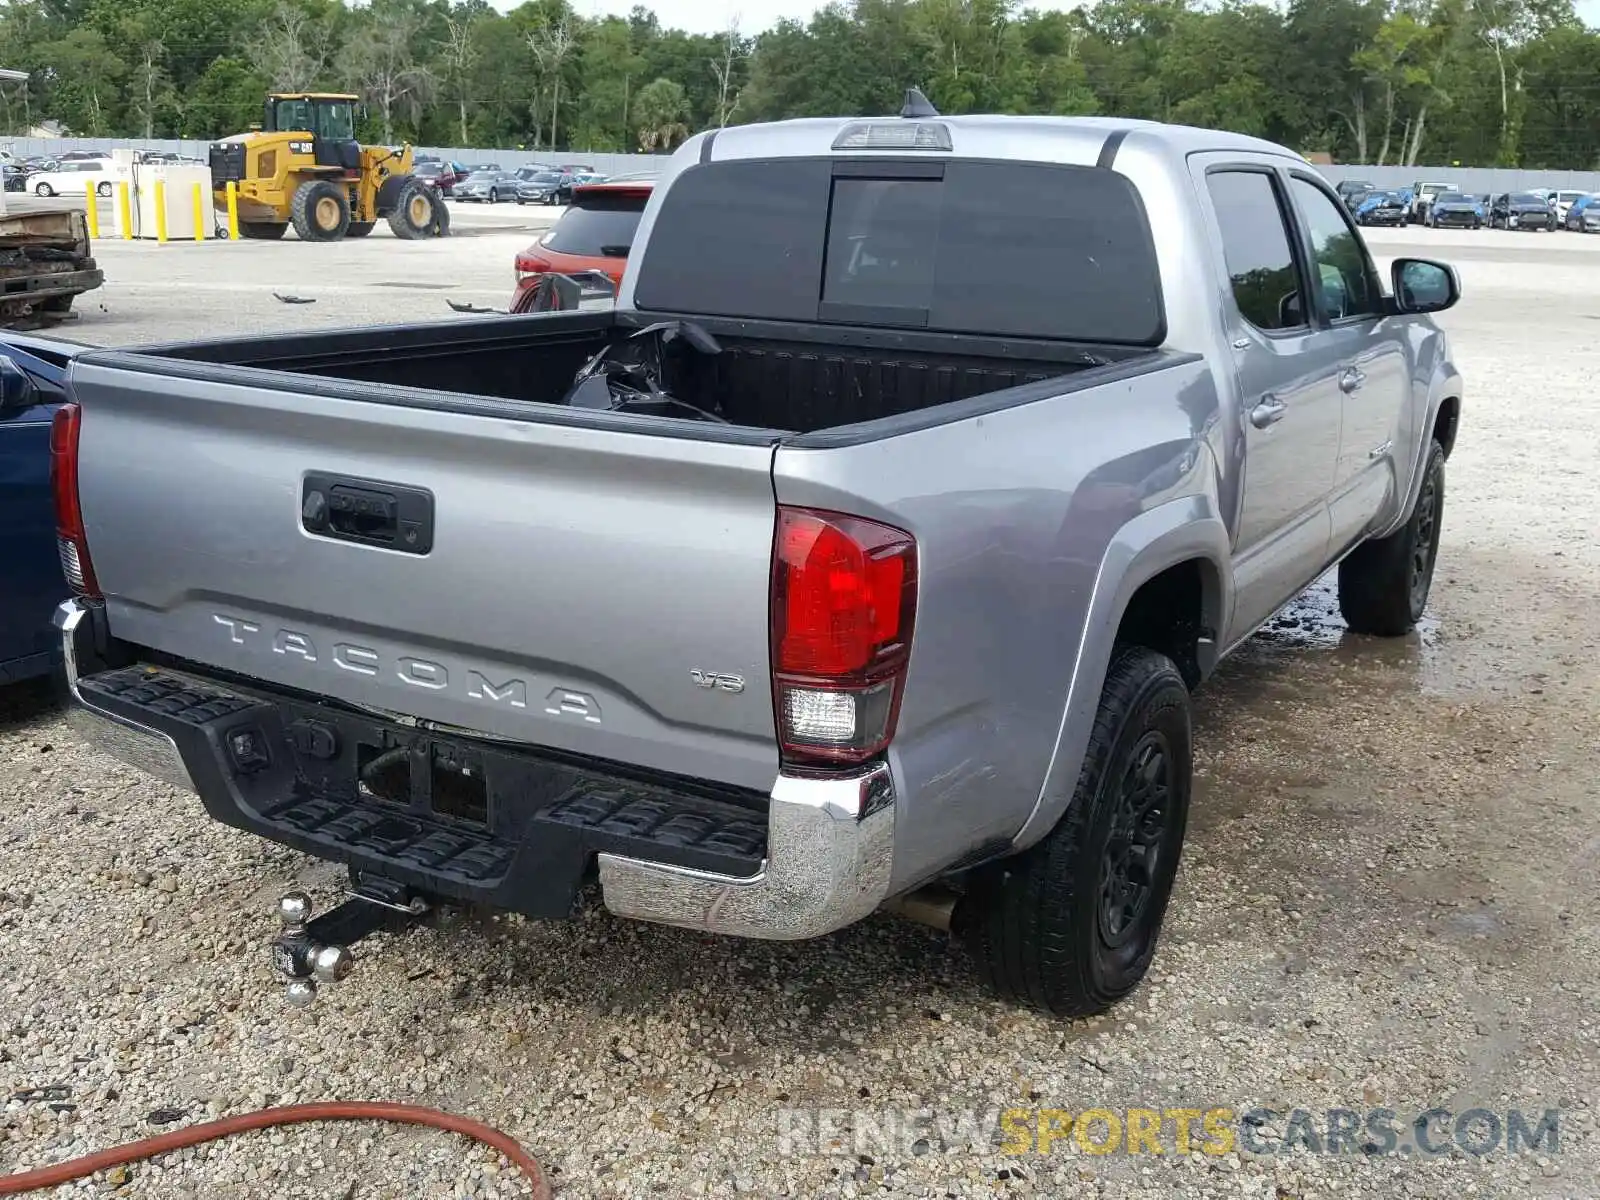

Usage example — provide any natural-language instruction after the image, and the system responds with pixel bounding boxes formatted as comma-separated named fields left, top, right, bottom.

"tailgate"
left=69, top=359, right=782, bottom=792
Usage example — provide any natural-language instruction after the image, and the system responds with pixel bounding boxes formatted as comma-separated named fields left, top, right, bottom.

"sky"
left=496, top=0, right=1600, bottom=39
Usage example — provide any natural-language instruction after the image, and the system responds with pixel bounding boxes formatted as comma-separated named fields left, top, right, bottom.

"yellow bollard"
left=153, top=180, right=168, bottom=243
left=117, top=182, right=133, bottom=240
left=226, top=181, right=240, bottom=240
left=192, top=182, right=205, bottom=242
left=83, top=181, right=99, bottom=239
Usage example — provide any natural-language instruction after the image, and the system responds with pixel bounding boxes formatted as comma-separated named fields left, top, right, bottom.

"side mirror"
left=0, top=354, right=39, bottom=413
left=1392, top=258, right=1459, bottom=315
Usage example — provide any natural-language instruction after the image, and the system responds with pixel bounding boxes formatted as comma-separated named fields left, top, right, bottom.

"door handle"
left=1339, top=367, right=1366, bottom=393
left=1249, top=396, right=1287, bottom=429
left=302, top=472, right=435, bottom=555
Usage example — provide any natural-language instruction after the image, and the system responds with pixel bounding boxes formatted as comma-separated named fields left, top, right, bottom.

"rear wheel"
left=346, top=221, right=376, bottom=238
left=387, top=180, right=439, bottom=240
left=96, top=181, right=112, bottom=197
left=290, top=180, right=350, bottom=242
left=956, top=647, right=1192, bottom=1017
left=34, top=181, right=53, bottom=196
left=239, top=221, right=288, bottom=240
left=1338, top=439, right=1446, bottom=636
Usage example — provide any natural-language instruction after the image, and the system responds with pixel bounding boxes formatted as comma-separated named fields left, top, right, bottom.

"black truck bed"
left=123, top=310, right=1152, bottom=437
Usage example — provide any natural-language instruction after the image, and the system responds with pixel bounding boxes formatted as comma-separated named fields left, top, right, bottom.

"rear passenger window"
left=1206, top=171, right=1306, bottom=332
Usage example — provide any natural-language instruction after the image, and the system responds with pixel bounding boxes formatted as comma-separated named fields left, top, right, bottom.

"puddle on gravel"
left=1227, top=570, right=1440, bottom=663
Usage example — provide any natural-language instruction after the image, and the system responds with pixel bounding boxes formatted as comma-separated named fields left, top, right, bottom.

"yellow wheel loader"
left=208, top=94, right=447, bottom=242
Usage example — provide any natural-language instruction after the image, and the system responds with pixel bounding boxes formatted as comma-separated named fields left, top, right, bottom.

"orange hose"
left=0, top=1101, right=551, bottom=1198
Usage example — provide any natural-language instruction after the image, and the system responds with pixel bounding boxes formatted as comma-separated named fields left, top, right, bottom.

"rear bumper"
left=56, top=601, right=194, bottom=791
left=55, top=599, right=894, bottom=940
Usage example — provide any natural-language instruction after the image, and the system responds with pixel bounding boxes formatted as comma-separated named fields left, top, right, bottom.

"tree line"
left=0, top=0, right=1597, bottom=169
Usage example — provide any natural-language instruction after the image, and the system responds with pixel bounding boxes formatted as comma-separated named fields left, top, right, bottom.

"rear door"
left=1197, top=162, right=1339, bottom=643
left=68, top=359, right=783, bottom=791
left=1281, top=172, right=1412, bottom=553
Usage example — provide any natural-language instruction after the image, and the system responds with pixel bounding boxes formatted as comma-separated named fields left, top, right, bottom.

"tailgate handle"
left=302, top=473, right=434, bottom=555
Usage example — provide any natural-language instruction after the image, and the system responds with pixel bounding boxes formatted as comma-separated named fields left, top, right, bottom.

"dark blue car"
left=0, top=334, right=77, bottom=684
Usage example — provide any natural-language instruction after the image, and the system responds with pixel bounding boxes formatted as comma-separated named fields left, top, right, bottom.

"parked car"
left=2, top=163, right=26, bottom=193
left=452, top=170, right=520, bottom=202
left=514, top=171, right=568, bottom=205
left=1424, top=191, right=1484, bottom=229
left=412, top=160, right=460, bottom=196
left=29, top=158, right=119, bottom=198
left=51, top=111, right=1463, bottom=1017
left=1354, top=189, right=1407, bottom=226
left=1407, top=181, right=1455, bottom=224
left=1550, top=189, right=1588, bottom=226
left=511, top=178, right=655, bottom=308
left=1335, top=179, right=1375, bottom=211
left=1489, top=191, right=1556, bottom=231
left=1563, top=193, right=1600, bottom=232
left=0, top=334, right=75, bottom=686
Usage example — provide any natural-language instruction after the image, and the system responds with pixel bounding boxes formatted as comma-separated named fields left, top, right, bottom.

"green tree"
left=38, top=27, right=126, bottom=134
left=632, top=75, right=688, bottom=149
left=186, top=56, right=268, bottom=137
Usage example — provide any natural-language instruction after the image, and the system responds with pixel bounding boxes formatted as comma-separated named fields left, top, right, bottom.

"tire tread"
left=961, top=646, right=1190, bottom=1017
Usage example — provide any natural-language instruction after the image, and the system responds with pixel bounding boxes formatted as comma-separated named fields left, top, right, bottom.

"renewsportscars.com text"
left=775, top=1105, right=1561, bottom=1159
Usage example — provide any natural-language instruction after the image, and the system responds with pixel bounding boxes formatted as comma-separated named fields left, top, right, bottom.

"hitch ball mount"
left=271, top=882, right=431, bottom=1007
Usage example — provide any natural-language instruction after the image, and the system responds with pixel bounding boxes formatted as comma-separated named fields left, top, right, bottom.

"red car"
left=412, top=159, right=460, bottom=195
left=510, top=179, right=655, bottom=312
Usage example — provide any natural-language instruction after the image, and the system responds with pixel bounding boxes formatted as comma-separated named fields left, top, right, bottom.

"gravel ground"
left=3, top=228, right=1599, bottom=1198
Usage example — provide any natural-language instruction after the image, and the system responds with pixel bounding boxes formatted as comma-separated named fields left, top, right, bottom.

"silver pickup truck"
left=52, top=104, right=1462, bottom=1016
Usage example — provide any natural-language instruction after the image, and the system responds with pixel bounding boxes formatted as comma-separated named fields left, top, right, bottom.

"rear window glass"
left=633, top=157, right=1165, bottom=345
left=542, top=194, right=649, bottom=257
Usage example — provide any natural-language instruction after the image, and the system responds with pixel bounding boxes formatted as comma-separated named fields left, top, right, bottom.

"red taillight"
left=50, top=402, right=100, bottom=597
left=771, top=506, right=917, bottom=769
left=514, top=253, right=552, bottom=282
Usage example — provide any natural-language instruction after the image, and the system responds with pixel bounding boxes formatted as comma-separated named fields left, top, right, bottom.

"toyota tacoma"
left=52, top=98, right=1462, bottom=1015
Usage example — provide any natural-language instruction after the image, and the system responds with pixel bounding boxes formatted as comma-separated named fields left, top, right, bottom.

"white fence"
left=1319, top=164, right=1600, bottom=193
left=7, top=136, right=1598, bottom=192
left=2, top=136, right=668, bottom=176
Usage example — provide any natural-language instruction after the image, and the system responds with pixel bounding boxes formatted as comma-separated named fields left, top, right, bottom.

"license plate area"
left=352, top=734, right=490, bottom=829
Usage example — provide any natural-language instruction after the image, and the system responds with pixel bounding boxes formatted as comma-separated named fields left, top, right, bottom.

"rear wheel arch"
left=1113, top=556, right=1226, bottom=690
left=1008, top=505, right=1232, bottom=856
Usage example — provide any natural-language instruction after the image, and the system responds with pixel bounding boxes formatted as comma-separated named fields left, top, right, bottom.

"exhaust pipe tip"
left=880, top=885, right=959, bottom=933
